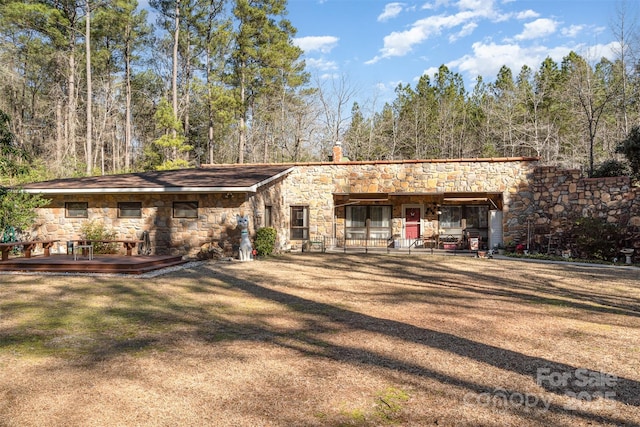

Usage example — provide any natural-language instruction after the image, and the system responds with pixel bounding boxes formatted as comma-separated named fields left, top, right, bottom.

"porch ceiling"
left=333, top=192, right=389, bottom=201
left=333, top=191, right=503, bottom=209
left=442, top=192, right=503, bottom=209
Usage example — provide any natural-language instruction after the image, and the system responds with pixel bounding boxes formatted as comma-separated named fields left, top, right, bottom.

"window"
left=439, top=206, right=461, bottom=228
left=290, top=206, right=309, bottom=240
left=346, top=206, right=367, bottom=239
left=346, top=205, right=391, bottom=239
left=264, top=205, right=273, bottom=228
left=66, top=202, right=88, bottom=218
left=465, top=206, right=488, bottom=228
left=118, top=202, right=142, bottom=218
left=369, top=206, right=391, bottom=239
left=173, top=201, right=198, bottom=218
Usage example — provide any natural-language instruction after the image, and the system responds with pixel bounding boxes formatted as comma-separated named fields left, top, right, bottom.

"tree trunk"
left=85, top=0, right=93, bottom=175
left=238, top=65, right=246, bottom=164
left=124, top=23, right=132, bottom=171
left=68, top=38, right=77, bottom=169
left=172, top=0, right=180, bottom=153
left=56, top=96, right=64, bottom=171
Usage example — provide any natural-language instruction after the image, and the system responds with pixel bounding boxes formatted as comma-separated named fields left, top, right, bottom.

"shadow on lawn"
left=205, top=267, right=640, bottom=427
left=314, top=253, right=640, bottom=320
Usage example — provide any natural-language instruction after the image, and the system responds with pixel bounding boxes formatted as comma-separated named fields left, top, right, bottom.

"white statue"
left=237, top=215, right=253, bottom=261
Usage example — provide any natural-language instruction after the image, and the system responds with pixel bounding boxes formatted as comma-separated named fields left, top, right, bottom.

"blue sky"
left=288, top=0, right=628, bottom=106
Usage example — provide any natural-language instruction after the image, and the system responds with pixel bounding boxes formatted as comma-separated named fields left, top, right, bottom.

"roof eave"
left=254, top=167, right=294, bottom=189
left=22, top=186, right=257, bottom=195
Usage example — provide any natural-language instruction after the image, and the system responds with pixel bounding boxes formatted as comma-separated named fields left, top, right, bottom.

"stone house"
left=21, top=149, right=640, bottom=257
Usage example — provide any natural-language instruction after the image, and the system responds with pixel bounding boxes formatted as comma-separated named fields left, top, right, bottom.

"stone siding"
left=33, top=193, right=254, bottom=257
left=278, top=160, right=537, bottom=248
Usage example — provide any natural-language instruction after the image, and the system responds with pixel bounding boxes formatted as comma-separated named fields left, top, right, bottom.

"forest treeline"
left=0, top=0, right=638, bottom=183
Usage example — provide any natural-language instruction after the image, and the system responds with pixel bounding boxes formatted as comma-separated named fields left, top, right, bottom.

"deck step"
left=0, top=255, right=187, bottom=275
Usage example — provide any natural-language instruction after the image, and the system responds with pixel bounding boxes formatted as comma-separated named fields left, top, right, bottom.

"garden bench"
left=0, top=240, right=60, bottom=261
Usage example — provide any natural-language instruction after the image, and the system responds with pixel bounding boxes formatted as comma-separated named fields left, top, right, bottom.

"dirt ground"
left=0, top=253, right=639, bottom=426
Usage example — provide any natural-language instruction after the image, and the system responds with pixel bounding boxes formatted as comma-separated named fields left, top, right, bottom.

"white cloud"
left=430, top=39, right=621, bottom=87
left=515, top=18, right=558, bottom=40
left=421, top=0, right=450, bottom=10
left=367, top=0, right=502, bottom=63
left=306, top=57, right=338, bottom=71
left=561, top=24, right=584, bottom=38
left=421, top=66, right=440, bottom=79
left=319, top=72, right=340, bottom=80
left=442, top=41, right=571, bottom=82
left=367, top=10, right=482, bottom=63
left=378, top=2, right=405, bottom=22
left=294, top=36, right=339, bottom=53
left=449, top=21, right=478, bottom=42
left=515, top=9, right=539, bottom=20
left=456, top=0, right=494, bottom=13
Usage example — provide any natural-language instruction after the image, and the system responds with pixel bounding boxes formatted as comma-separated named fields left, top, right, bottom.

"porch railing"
left=303, top=236, right=440, bottom=254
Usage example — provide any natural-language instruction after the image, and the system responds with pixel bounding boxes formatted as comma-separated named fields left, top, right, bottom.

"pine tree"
left=230, top=0, right=306, bottom=163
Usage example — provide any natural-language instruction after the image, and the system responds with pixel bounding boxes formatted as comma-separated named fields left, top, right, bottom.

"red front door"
left=405, top=207, right=421, bottom=239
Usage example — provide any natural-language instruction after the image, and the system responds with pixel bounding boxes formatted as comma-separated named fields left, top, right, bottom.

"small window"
left=173, top=201, right=198, bottom=218
left=118, top=202, right=142, bottom=218
left=440, top=206, right=461, bottom=228
left=66, top=202, right=88, bottom=218
left=290, top=205, right=309, bottom=240
left=264, top=205, right=273, bottom=227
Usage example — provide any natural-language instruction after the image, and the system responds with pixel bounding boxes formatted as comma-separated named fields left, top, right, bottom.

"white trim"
left=255, top=167, right=294, bottom=189
left=22, top=186, right=256, bottom=194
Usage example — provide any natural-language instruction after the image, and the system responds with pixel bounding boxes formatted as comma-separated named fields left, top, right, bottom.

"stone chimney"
left=332, top=141, right=343, bottom=163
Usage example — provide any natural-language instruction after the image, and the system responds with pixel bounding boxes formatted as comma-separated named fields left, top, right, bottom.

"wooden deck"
left=0, top=254, right=187, bottom=275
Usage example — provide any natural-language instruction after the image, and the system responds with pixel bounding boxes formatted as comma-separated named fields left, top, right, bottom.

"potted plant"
left=494, top=243, right=505, bottom=255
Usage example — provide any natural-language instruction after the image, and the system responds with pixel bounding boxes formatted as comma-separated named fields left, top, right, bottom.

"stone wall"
left=33, top=192, right=255, bottom=257
left=506, top=166, right=640, bottom=245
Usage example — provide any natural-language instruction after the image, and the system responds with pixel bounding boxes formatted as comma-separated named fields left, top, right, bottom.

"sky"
left=288, top=0, right=629, bottom=107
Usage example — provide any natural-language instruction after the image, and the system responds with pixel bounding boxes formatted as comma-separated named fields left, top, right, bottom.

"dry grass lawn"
left=0, top=253, right=639, bottom=426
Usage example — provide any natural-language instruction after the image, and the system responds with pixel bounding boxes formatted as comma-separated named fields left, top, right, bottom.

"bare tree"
left=561, top=52, right=619, bottom=175
left=314, top=73, right=358, bottom=157
left=611, top=0, right=639, bottom=136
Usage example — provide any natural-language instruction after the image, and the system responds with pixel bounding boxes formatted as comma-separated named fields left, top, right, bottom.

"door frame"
left=402, top=204, right=423, bottom=240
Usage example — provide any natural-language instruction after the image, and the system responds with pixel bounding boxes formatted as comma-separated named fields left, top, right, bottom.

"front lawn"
left=0, top=254, right=638, bottom=426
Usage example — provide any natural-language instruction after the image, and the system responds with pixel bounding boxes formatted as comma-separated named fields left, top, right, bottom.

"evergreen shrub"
left=255, top=227, right=277, bottom=257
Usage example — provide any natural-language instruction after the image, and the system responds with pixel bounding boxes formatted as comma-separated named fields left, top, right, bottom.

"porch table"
left=72, top=239, right=143, bottom=256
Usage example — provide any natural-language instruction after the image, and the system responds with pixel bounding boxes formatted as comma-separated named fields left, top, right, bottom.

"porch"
left=330, top=191, right=503, bottom=251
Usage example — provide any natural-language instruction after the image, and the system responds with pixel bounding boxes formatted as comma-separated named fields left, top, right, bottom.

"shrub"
left=80, top=220, right=118, bottom=254
left=571, top=217, right=625, bottom=261
left=591, top=159, right=630, bottom=178
left=254, top=227, right=277, bottom=257
left=616, top=126, right=640, bottom=179
left=0, top=188, right=49, bottom=239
